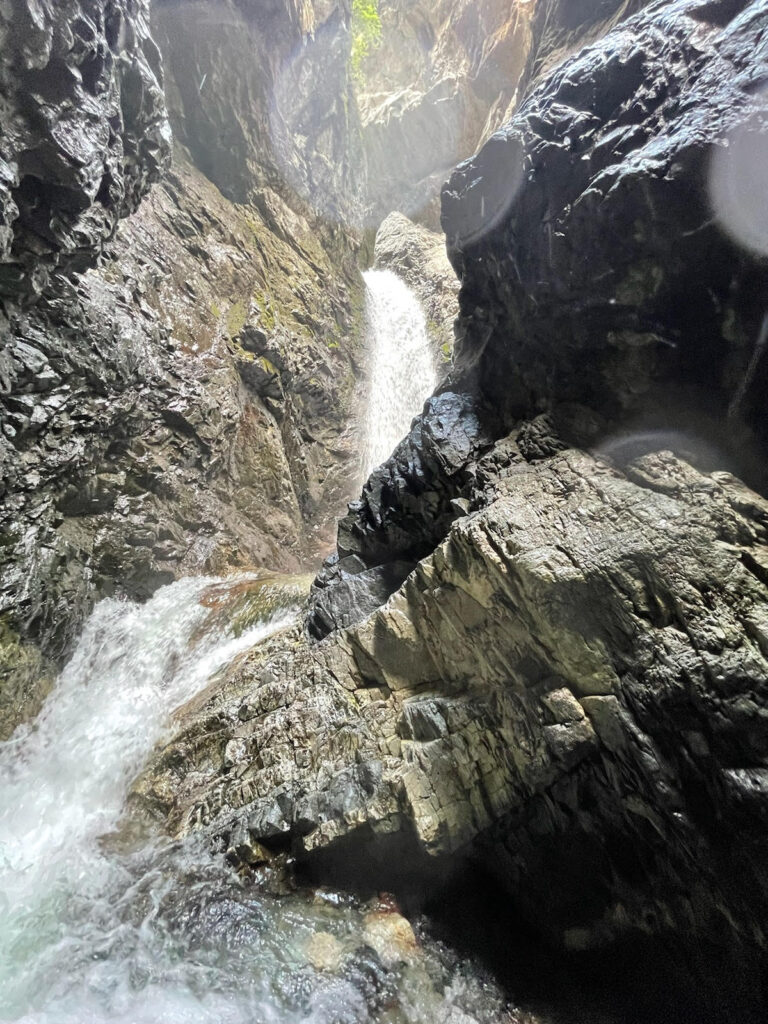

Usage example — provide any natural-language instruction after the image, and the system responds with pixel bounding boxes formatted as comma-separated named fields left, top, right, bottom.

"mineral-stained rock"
left=131, top=5, right=768, bottom=1007
left=0, top=0, right=367, bottom=736
left=133, top=442, right=768, bottom=982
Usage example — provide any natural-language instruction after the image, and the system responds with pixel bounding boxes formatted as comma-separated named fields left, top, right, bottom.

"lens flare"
left=709, top=95, right=768, bottom=257
left=594, top=429, right=728, bottom=471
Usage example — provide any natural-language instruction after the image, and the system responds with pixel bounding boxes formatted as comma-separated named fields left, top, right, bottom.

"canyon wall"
left=136, top=2, right=768, bottom=1014
left=5, top=1, right=768, bottom=1013
left=0, top=0, right=367, bottom=735
left=0, top=0, right=609, bottom=734
left=358, top=0, right=647, bottom=225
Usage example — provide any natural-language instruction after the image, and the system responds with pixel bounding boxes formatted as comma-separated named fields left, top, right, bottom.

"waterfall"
left=0, top=577, right=296, bottom=1022
left=362, top=269, right=438, bottom=478
left=0, top=575, right=506, bottom=1024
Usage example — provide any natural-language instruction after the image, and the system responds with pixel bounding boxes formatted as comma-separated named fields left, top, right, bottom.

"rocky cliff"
left=133, top=1, right=768, bottom=1015
left=0, top=0, right=171, bottom=301
left=152, top=0, right=364, bottom=226
left=1, top=0, right=584, bottom=737
left=5, top=0, right=768, bottom=1016
left=0, top=0, right=367, bottom=736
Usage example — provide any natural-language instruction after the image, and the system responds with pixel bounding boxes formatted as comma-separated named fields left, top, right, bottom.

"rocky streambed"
left=0, top=574, right=521, bottom=1024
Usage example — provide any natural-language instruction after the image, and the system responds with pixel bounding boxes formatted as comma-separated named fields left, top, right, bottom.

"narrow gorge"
left=1, top=1, right=768, bottom=1022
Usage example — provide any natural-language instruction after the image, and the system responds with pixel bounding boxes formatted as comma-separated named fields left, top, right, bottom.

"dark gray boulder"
left=442, top=0, right=768, bottom=486
left=308, top=392, right=491, bottom=637
left=0, top=0, right=171, bottom=301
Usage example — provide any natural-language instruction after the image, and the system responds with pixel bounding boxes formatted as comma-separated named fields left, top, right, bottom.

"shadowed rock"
left=443, top=0, right=768, bottom=478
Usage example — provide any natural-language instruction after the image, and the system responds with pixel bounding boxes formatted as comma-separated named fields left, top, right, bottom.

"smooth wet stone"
left=362, top=909, right=419, bottom=968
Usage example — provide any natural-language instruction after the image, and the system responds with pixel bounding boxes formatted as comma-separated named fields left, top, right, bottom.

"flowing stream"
left=0, top=576, right=508, bottom=1024
left=362, top=269, right=438, bottom=478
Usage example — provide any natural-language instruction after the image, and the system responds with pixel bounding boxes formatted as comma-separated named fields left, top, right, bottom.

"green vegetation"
left=253, top=291, right=277, bottom=332
left=226, top=299, right=248, bottom=338
left=350, top=0, right=382, bottom=81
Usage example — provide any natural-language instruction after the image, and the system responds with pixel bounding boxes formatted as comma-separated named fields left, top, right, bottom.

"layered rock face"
left=357, top=0, right=536, bottom=225
left=0, top=0, right=366, bottom=735
left=5, top=0, right=768, bottom=1010
left=316, top=0, right=768, bottom=632
left=153, top=0, right=364, bottom=226
left=135, top=0, right=768, bottom=1007
left=135, top=439, right=768, bottom=998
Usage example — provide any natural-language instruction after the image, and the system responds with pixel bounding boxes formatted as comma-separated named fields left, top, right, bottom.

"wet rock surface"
left=0, top=0, right=171, bottom=301
left=135, top=439, right=768, bottom=1015
left=0, top=0, right=366, bottom=734
left=0, top=149, right=363, bottom=735
left=316, top=0, right=768, bottom=629
left=132, top=1, right=768, bottom=1014
left=308, top=391, right=492, bottom=637
left=357, top=0, right=645, bottom=226
left=356, top=0, right=536, bottom=226
left=5, top=0, right=768, bottom=1016
left=443, top=0, right=768, bottom=481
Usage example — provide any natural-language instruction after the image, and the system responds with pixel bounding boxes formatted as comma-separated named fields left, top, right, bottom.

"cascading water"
left=362, top=269, right=438, bottom=478
left=0, top=576, right=509, bottom=1024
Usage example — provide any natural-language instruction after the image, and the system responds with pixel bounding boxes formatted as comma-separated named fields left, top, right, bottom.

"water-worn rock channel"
left=2, top=0, right=768, bottom=1021
left=0, top=578, right=510, bottom=1023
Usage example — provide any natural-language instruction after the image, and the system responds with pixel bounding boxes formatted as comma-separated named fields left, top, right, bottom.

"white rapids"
left=0, top=577, right=295, bottom=1022
left=0, top=576, right=508, bottom=1024
left=361, top=269, right=438, bottom=478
